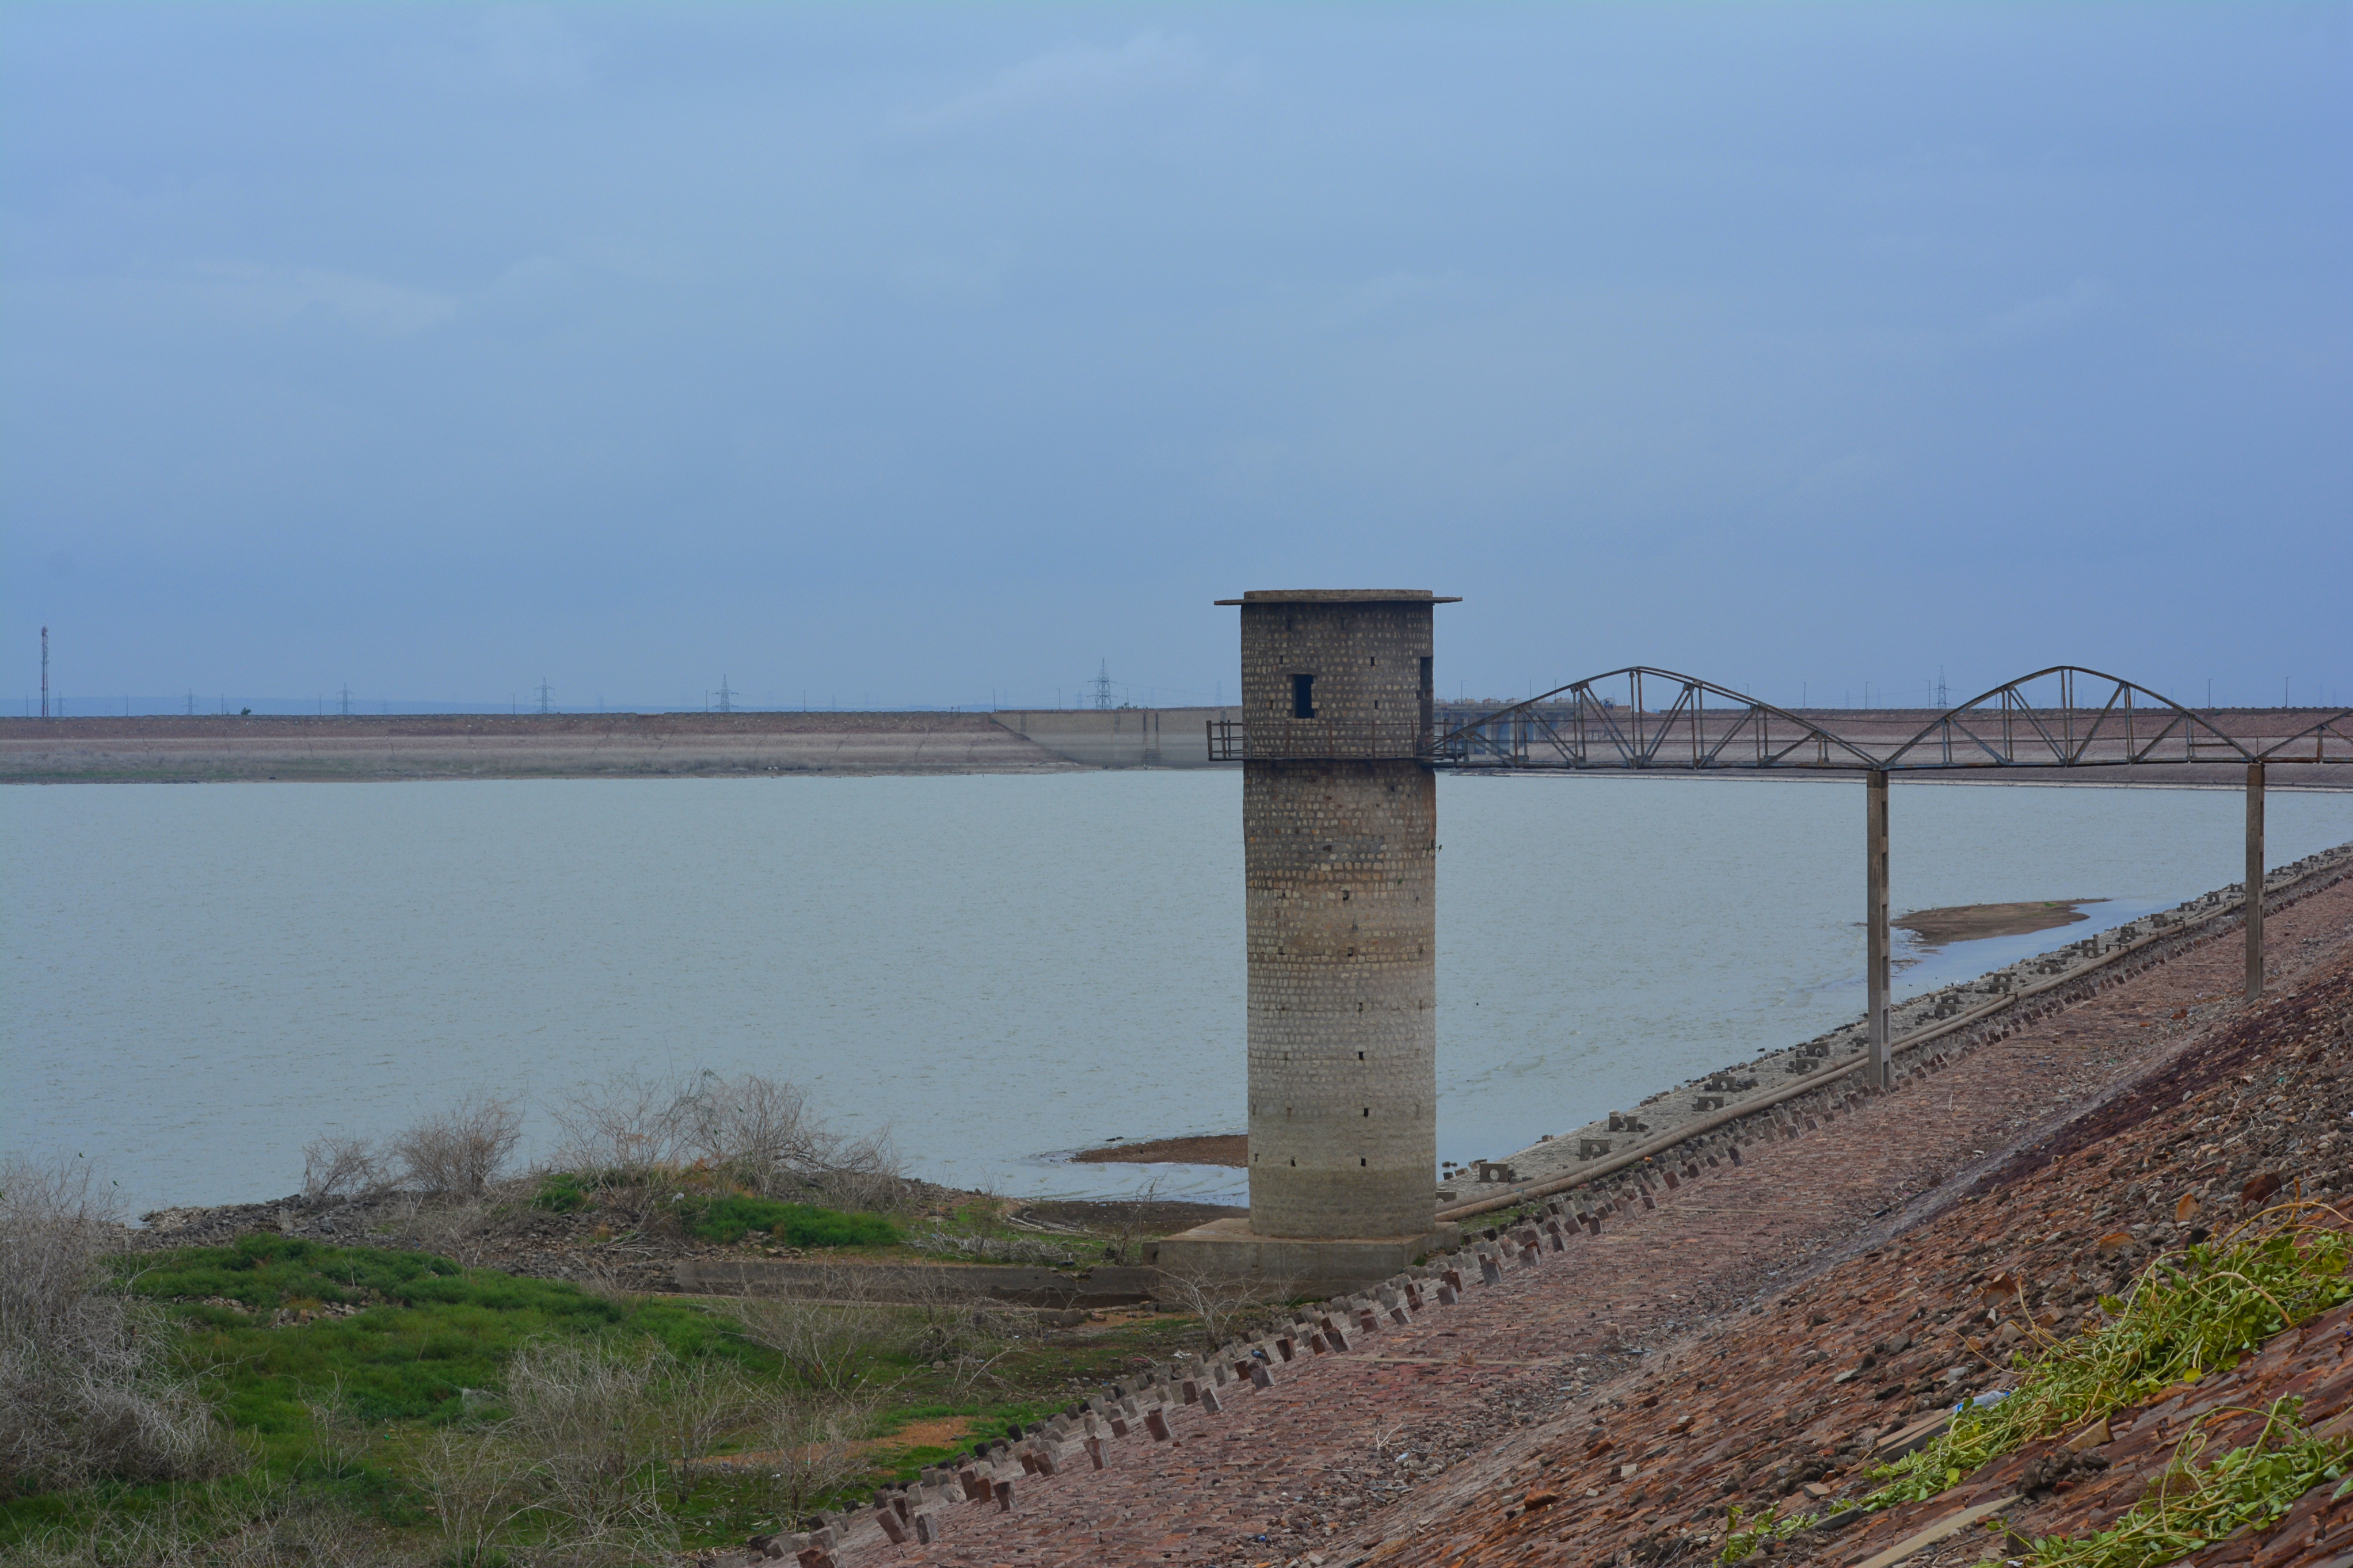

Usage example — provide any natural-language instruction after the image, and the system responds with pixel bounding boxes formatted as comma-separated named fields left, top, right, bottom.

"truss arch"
left=1429, top=663, right=2351, bottom=773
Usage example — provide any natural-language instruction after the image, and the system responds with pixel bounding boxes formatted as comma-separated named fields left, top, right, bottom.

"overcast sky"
left=5, top=5, right=2348, bottom=715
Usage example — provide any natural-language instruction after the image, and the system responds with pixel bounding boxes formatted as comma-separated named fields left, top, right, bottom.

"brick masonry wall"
left=1240, top=595, right=1441, bottom=1239
left=1238, top=596, right=1434, bottom=759
left=1246, top=760, right=1437, bottom=1237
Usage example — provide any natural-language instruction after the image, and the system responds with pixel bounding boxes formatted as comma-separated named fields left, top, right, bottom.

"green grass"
left=676, top=1195, right=901, bottom=1249
left=5, top=1236, right=1208, bottom=1556
left=121, top=1235, right=766, bottom=1437
left=531, top=1173, right=591, bottom=1212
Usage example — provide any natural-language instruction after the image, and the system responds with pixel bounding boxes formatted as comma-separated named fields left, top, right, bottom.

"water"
left=5, top=774, right=2348, bottom=1215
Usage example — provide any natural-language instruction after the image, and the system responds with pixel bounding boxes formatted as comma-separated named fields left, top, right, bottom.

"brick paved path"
left=823, top=874, right=2353, bottom=1568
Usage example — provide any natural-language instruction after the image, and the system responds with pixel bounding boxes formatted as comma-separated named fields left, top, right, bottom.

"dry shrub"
left=1153, top=1258, right=1301, bottom=1350
left=550, top=1070, right=912, bottom=1218
left=0, top=1154, right=233, bottom=1496
left=547, top=1072, right=688, bottom=1182
left=893, top=1266, right=1020, bottom=1371
left=4, top=1490, right=415, bottom=1568
left=675, top=1074, right=823, bottom=1193
left=406, top=1338, right=747, bottom=1565
left=390, top=1092, right=521, bottom=1198
left=1100, top=1174, right=1164, bottom=1266
left=674, top=1071, right=910, bottom=1208
left=808, top=1128, right=911, bottom=1214
left=740, top=1393, right=875, bottom=1526
left=407, top=1428, right=537, bottom=1568
left=299, top=1135, right=385, bottom=1205
left=389, top=1193, right=504, bottom=1269
left=500, top=1338, right=668, bottom=1529
left=727, top=1270, right=910, bottom=1397
left=650, top=1355, right=753, bottom=1505
left=908, top=1227, right=1079, bottom=1266
left=544, top=1073, right=692, bottom=1227
left=300, top=1380, right=376, bottom=1481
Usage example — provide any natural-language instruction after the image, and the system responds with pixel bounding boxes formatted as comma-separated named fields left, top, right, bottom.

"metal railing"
left=1210, top=668, right=2353, bottom=773
left=1205, top=716, right=1432, bottom=762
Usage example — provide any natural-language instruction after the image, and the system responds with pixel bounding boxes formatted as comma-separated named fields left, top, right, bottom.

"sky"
left=4, top=4, right=2348, bottom=716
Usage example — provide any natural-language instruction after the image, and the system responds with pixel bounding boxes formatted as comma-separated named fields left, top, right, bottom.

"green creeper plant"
left=1864, top=1208, right=2353, bottom=1512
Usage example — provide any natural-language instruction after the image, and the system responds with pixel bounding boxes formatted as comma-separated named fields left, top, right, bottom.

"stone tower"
left=1155, top=589, right=1459, bottom=1292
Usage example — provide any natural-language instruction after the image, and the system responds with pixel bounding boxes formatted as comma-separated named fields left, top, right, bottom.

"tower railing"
left=1206, top=716, right=1433, bottom=762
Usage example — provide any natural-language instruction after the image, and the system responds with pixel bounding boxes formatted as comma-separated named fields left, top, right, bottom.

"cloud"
left=1315, top=270, right=1469, bottom=329
left=1986, top=277, right=2114, bottom=341
left=892, top=237, right=1022, bottom=303
left=1781, top=451, right=1897, bottom=514
left=908, top=32, right=1214, bottom=131
left=424, top=6, right=599, bottom=96
left=196, top=262, right=459, bottom=337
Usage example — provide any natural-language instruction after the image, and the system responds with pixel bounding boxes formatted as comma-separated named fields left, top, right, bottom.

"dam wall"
left=0, top=711, right=1080, bottom=782
left=990, top=708, right=1241, bottom=770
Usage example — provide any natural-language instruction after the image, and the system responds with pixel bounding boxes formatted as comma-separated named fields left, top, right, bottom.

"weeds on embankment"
left=1861, top=1207, right=2353, bottom=1512
left=1717, top=1208, right=2353, bottom=1564
left=2020, top=1395, right=2351, bottom=1568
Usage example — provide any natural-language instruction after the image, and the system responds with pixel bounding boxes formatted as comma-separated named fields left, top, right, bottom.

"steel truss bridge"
left=1440, top=665, right=2350, bottom=1088
left=1216, top=666, right=2353, bottom=1091
left=1427, top=665, right=2351, bottom=775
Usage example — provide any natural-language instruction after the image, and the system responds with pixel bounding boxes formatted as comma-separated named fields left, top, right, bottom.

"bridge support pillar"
left=2246, top=761, right=2265, bottom=1002
left=1865, top=769, right=1891, bottom=1090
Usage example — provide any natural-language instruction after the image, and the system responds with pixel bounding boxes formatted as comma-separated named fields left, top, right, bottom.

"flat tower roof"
left=1213, top=589, right=1462, bottom=605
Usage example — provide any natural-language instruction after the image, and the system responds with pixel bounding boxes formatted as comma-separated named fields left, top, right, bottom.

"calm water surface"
left=6, top=773, right=2350, bottom=1213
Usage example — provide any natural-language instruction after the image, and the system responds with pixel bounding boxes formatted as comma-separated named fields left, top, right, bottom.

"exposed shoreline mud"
left=1893, top=896, right=2105, bottom=947
left=1067, top=1134, right=1248, bottom=1168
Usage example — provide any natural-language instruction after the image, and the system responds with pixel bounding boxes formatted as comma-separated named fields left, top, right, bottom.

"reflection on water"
left=5, top=775, right=2348, bottom=1213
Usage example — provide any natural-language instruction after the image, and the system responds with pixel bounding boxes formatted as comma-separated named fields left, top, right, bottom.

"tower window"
left=1291, top=673, right=1316, bottom=718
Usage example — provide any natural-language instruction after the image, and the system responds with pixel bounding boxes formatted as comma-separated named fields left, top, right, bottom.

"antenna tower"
left=712, top=676, right=737, bottom=714
left=1088, top=659, right=1114, bottom=711
left=339, top=683, right=354, bottom=716
left=1935, top=667, right=1948, bottom=709
left=535, top=678, right=554, bottom=715
left=40, top=627, right=49, bottom=719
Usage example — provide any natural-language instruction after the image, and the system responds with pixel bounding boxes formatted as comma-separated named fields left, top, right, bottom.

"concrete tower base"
left=1149, top=1218, right=1461, bottom=1300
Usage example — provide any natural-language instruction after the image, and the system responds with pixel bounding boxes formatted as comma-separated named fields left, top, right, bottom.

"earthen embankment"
left=0, top=708, right=1257, bottom=781
left=789, top=853, right=2353, bottom=1567
left=0, top=711, right=1077, bottom=782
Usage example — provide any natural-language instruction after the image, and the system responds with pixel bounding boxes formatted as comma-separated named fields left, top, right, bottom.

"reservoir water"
left=6, top=773, right=2350, bottom=1215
